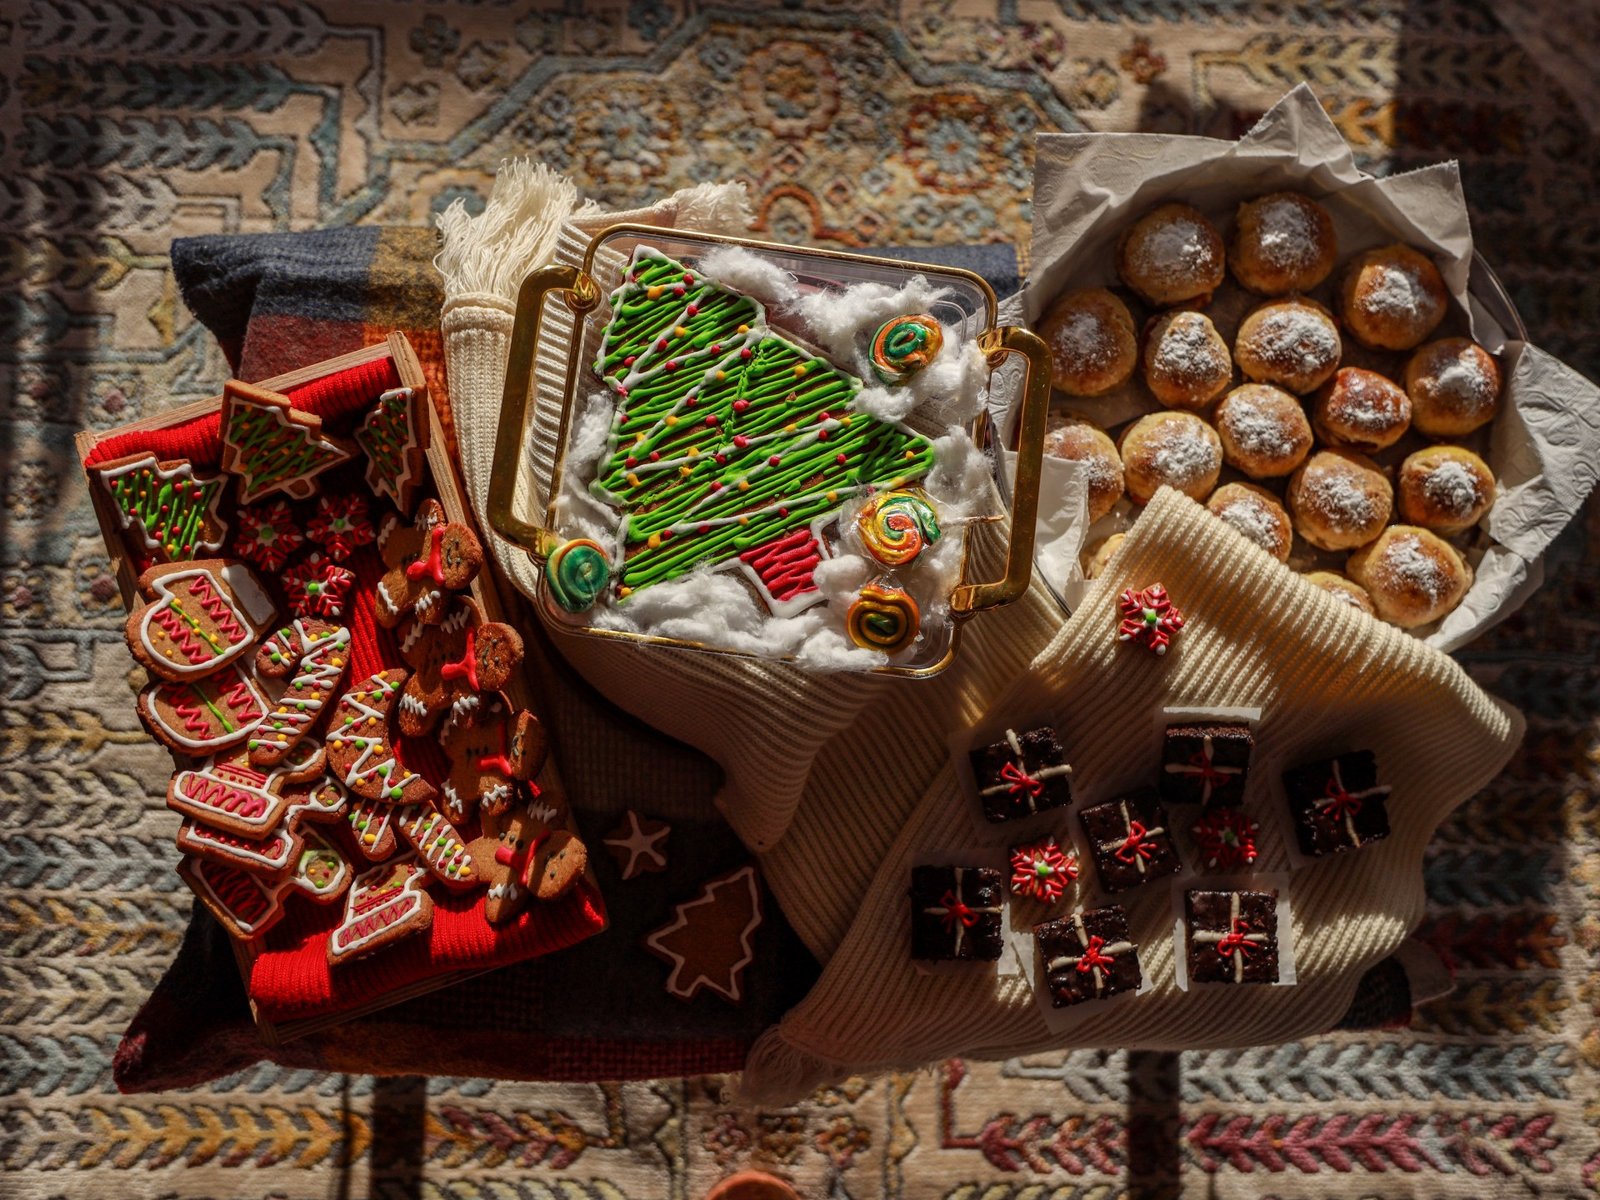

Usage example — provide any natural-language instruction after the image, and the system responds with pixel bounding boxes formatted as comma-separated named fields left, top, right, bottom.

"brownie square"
left=909, top=865, right=1005, bottom=961
left=969, top=725, right=1073, bottom=824
left=1079, top=789, right=1181, bottom=892
left=1160, top=722, right=1252, bottom=808
left=1186, top=889, right=1279, bottom=984
left=1282, top=750, right=1391, bottom=857
left=1035, top=904, right=1142, bottom=1007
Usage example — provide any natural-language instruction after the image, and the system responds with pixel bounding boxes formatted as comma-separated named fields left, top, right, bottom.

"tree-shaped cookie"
left=395, top=598, right=523, bottom=737
left=574, top=248, right=938, bottom=606
left=440, top=694, right=547, bottom=823
left=356, top=385, right=430, bottom=516
left=220, top=380, right=356, bottom=505
left=92, top=453, right=230, bottom=565
left=374, top=499, right=483, bottom=628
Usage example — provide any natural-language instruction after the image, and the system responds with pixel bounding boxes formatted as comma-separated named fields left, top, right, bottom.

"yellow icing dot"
left=738, top=516, right=749, bottom=525
left=617, top=585, right=633, bottom=598
left=679, top=465, right=692, bottom=477
left=737, top=480, right=751, bottom=491
left=826, top=490, right=839, bottom=503
left=784, top=423, right=797, bottom=435
left=647, top=285, right=663, bottom=299
left=674, top=325, right=688, bottom=337
left=686, top=446, right=700, bottom=458
left=626, top=472, right=641, bottom=487
left=903, top=450, right=915, bottom=460
left=634, top=433, right=646, bottom=446
left=715, top=370, right=727, bottom=382
left=665, top=415, right=679, bottom=426
left=792, top=364, right=807, bottom=376
left=840, top=415, right=854, bottom=426
left=736, top=324, right=749, bottom=333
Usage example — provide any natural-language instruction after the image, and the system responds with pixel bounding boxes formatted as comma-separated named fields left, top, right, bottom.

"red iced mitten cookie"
left=374, top=499, right=482, bottom=628
left=307, top=494, right=375, bottom=563
left=356, top=385, right=430, bottom=516
left=440, top=696, right=547, bottom=823
left=177, top=855, right=290, bottom=941
left=324, top=670, right=437, bottom=807
left=233, top=500, right=304, bottom=573
left=125, top=560, right=277, bottom=682
left=139, top=661, right=268, bottom=756
left=604, top=811, right=671, bottom=880
left=396, top=806, right=480, bottom=891
left=644, top=865, right=764, bottom=1004
left=283, top=552, right=356, bottom=621
left=396, top=599, right=524, bottom=737
left=327, top=856, right=433, bottom=965
left=289, top=829, right=353, bottom=904
left=250, top=619, right=351, bottom=766
left=92, top=453, right=230, bottom=565
left=220, top=380, right=356, bottom=504
left=175, top=818, right=302, bottom=879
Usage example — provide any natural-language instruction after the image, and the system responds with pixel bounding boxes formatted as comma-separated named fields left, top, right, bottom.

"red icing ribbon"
left=406, top=525, right=448, bottom=583
left=440, top=625, right=479, bottom=691
left=1115, top=820, right=1154, bottom=864
left=1215, top=919, right=1258, bottom=960
left=1075, top=935, right=1117, bottom=975
left=1187, top=748, right=1233, bottom=789
left=937, top=889, right=976, bottom=932
left=999, top=760, right=1043, bottom=797
left=1320, top=777, right=1364, bottom=822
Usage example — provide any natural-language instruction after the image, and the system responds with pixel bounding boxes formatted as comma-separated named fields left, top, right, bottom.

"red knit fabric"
left=86, top=349, right=606, bottom=1025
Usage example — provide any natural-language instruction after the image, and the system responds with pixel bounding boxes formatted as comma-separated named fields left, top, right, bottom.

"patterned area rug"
left=3, top=1, right=1599, bottom=1196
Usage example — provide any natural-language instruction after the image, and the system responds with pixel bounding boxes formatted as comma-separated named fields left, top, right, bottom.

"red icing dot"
left=648, top=451, right=661, bottom=462
left=778, top=507, right=789, bottom=517
left=625, top=457, right=638, bottom=468
left=661, top=529, right=672, bottom=540
left=710, top=481, right=722, bottom=492
left=768, top=455, right=781, bottom=467
left=818, top=430, right=829, bottom=441
left=673, top=285, right=686, bottom=296
left=698, top=523, right=710, bottom=534
left=682, top=273, right=694, bottom=284
left=657, top=338, right=669, bottom=350
left=740, top=348, right=752, bottom=359
left=616, top=384, right=628, bottom=396
left=685, top=396, right=698, bottom=407
left=714, top=454, right=727, bottom=464
left=665, top=359, right=678, bottom=371
left=710, top=343, right=722, bottom=354
left=733, top=436, right=750, bottom=449
left=817, top=411, right=831, bottom=422
left=686, top=303, right=699, bottom=316
left=704, top=415, right=718, bottom=426
left=623, top=355, right=636, bottom=366
left=836, top=453, right=848, bottom=465
left=732, top=399, right=750, bottom=413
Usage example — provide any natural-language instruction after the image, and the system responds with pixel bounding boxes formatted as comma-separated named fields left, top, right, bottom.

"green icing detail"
left=102, top=457, right=226, bottom=561
left=546, top=539, right=610, bottom=612
left=587, top=251, right=937, bottom=593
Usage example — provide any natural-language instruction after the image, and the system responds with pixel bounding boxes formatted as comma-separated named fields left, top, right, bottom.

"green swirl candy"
left=858, top=489, right=942, bottom=566
left=870, top=314, right=943, bottom=386
left=546, top=538, right=610, bottom=613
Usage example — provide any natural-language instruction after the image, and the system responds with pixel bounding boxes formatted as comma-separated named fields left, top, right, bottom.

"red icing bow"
left=1320, top=777, right=1364, bottom=822
left=937, top=889, right=977, bottom=932
left=1117, top=583, right=1184, bottom=654
left=1187, top=749, right=1233, bottom=788
left=999, top=760, right=1043, bottom=797
left=1075, top=934, right=1117, bottom=975
left=1115, top=820, right=1155, bottom=865
left=1215, top=918, right=1258, bottom=960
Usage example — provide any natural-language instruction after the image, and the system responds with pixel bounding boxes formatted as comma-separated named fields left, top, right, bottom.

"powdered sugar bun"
left=1044, top=411, right=1125, bottom=523
left=1404, top=338, right=1502, bottom=437
left=1312, top=367, right=1412, bottom=453
left=1285, top=448, right=1393, bottom=552
left=1234, top=296, right=1342, bottom=395
left=1301, top=571, right=1377, bottom=615
left=1229, top=192, right=1338, bottom=295
left=1214, top=384, right=1313, bottom=479
left=1142, top=310, right=1233, bottom=410
left=1347, top=525, right=1472, bottom=628
left=1206, top=482, right=1293, bottom=562
left=1038, top=288, right=1138, bottom=396
left=1340, top=244, right=1448, bottom=351
left=1118, top=410, right=1222, bottom=505
left=1115, top=203, right=1226, bottom=308
left=1397, top=445, right=1495, bottom=534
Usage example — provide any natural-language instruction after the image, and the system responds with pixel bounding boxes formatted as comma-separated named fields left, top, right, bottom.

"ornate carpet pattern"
left=2, top=1, right=1598, bottom=1197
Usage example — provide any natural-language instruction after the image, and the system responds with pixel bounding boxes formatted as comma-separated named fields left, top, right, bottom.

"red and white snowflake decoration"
left=1191, top=807, right=1260, bottom=871
left=284, top=551, right=356, bottom=619
left=307, top=494, right=374, bottom=562
left=1117, top=583, right=1184, bottom=654
left=233, top=500, right=304, bottom=573
left=1008, top=838, right=1078, bottom=903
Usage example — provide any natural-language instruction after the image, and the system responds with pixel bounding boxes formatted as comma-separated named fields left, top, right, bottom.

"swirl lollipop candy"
left=870, top=314, right=944, bottom=386
left=846, top=582, right=921, bottom=655
left=546, top=538, right=610, bottom=613
left=858, top=489, right=942, bottom=567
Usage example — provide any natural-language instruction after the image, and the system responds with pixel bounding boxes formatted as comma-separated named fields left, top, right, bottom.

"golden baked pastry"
left=1234, top=296, right=1342, bottom=395
left=1339, top=244, right=1448, bottom=351
left=1312, top=367, right=1412, bottom=453
left=1302, top=570, right=1377, bottom=615
left=1347, top=525, right=1472, bottom=628
left=1214, top=383, right=1313, bottom=479
left=1207, top=482, right=1293, bottom=562
left=1228, top=192, right=1338, bottom=295
left=1118, top=410, right=1222, bottom=505
left=1115, top=203, right=1226, bottom=307
left=1142, top=310, right=1233, bottom=410
left=1081, top=532, right=1127, bottom=580
left=1037, top=288, right=1139, bottom=397
left=1285, top=448, right=1393, bottom=552
left=1397, top=444, right=1495, bottom=534
left=1043, top=411, right=1126, bottom=524
left=1404, top=337, right=1502, bottom=437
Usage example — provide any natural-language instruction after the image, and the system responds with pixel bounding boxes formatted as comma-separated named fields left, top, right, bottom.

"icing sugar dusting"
left=1383, top=534, right=1449, bottom=604
left=1216, top=496, right=1284, bottom=552
left=1044, top=424, right=1121, bottom=492
left=1250, top=307, right=1340, bottom=375
left=1366, top=262, right=1429, bottom=315
left=1305, top=465, right=1380, bottom=528
left=1433, top=351, right=1496, bottom=405
left=1050, top=311, right=1117, bottom=368
left=1149, top=423, right=1220, bottom=485
left=1152, top=315, right=1227, bottom=382
left=1221, top=391, right=1302, bottom=458
left=1133, top=216, right=1218, bottom=278
left=1330, top=370, right=1405, bottom=431
left=1422, top=459, right=1482, bottom=515
left=1255, top=197, right=1319, bottom=269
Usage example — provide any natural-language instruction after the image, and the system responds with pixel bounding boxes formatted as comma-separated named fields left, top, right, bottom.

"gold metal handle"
left=949, top=325, right=1051, bottom=615
left=488, top=264, right=599, bottom=561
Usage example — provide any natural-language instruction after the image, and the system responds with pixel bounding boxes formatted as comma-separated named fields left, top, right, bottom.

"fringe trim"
left=433, top=159, right=596, bottom=303
left=737, top=1025, right=849, bottom=1106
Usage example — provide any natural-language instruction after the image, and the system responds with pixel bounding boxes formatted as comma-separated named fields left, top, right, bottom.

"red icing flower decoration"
left=1117, top=583, right=1184, bottom=655
left=307, top=494, right=374, bottom=563
left=1008, top=838, right=1079, bottom=903
left=1191, top=807, right=1260, bottom=871
left=234, top=500, right=304, bottom=572
left=284, top=551, right=355, bottom=619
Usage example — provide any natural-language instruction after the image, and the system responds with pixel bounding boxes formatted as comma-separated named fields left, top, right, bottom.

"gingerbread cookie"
left=250, top=619, right=351, bottom=766
left=220, top=380, right=356, bottom=505
left=396, top=599, right=524, bottom=737
left=175, top=818, right=302, bottom=879
left=125, top=560, right=277, bottom=682
left=139, top=661, right=268, bottom=756
left=357, top=385, right=430, bottom=516
left=346, top=796, right=401, bottom=862
left=374, top=499, right=482, bottom=628
left=327, top=856, right=434, bottom=966
left=177, top=855, right=289, bottom=941
left=324, top=670, right=437, bottom=806
left=396, top=806, right=480, bottom=891
left=307, top=494, right=375, bottom=563
left=283, top=552, right=356, bottom=621
left=288, top=828, right=353, bottom=904
left=467, top=797, right=585, bottom=923
left=232, top=500, right=304, bottom=573
left=644, top=865, right=764, bottom=1003
left=440, top=695, right=547, bottom=823
left=92, top=453, right=230, bottom=565
left=603, top=811, right=670, bottom=880
left=281, top=772, right=349, bottom=826
left=167, top=747, right=304, bottom=838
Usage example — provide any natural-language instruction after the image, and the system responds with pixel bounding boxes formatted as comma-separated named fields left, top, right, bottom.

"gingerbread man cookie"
left=439, top=694, right=547, bottom=823
left=324, top=670, right=437, bottom=807
left=250, top=619, right=351, bottom=766
left=374, top=499, right=482, bottom=628
left=92, top=453, right=230, bottom=565
left=177, top=854, right=290, bottom=941
left=220, top=380, right=356, bottom=505
left=467, top=798, right=587, bottom=924
left=139, top=661, right=269, bottom=756
left=125, top=560, right=277, bottom=682
left=356, top=385, right=430, bottom=516
left=327, top=856, right=433, bottom=965
left=396, top=599, right=524, bottom=737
